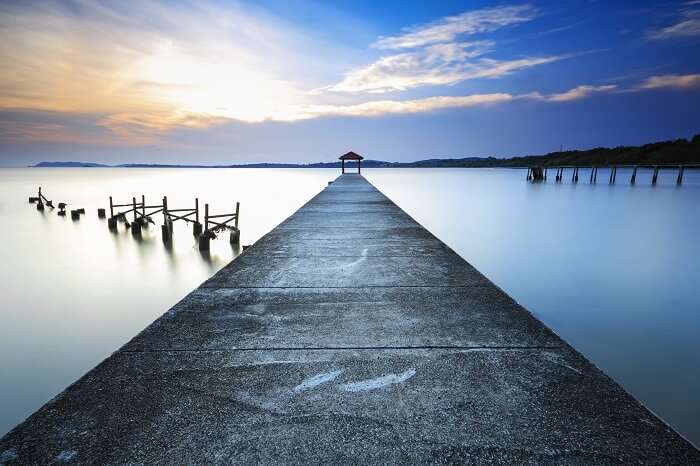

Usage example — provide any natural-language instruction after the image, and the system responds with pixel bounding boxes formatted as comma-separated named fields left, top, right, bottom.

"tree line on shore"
left=33, top=134, right=700, bottom=169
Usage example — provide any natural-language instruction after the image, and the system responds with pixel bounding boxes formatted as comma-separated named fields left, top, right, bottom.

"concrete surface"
left=1, top=174, right=698, bottom=465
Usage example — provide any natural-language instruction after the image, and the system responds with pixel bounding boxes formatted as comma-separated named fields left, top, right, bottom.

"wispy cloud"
left=289, top=93, right=515, bottom=120
left=544, top=85, right=618, bottom=102
left=648, top=3, right=700, bottom=39
left=326, top=46, right=563, bottom=93
left=639, top=73, right=700, bottom=89
left=324, top=4, right=560, bottom=94
left=373, top=5, right=539, bottom=49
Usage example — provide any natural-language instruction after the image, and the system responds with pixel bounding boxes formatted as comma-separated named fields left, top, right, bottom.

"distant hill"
left=32, top=134, right=700, bottom=169
left=33, top=161, right=110, bottom=168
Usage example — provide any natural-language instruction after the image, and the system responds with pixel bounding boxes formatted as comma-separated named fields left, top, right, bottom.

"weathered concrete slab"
left=245, top=236, right=454, bottom=257
left=278, top=212, right=419, bottom=229
left=123, top=287, right=561, bottom=351
left=1, top=173, right=698, bottom=465
left=1, top=349, right=697, bottom=465
left=201, top=254, right=491, bottom=288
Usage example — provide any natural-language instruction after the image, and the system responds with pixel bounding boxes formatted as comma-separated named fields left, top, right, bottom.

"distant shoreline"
left=29, top=134, right=700, bottom=169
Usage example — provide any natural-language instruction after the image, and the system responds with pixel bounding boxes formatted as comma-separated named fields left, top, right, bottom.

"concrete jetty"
left=1, top=174, right=698, bottom=464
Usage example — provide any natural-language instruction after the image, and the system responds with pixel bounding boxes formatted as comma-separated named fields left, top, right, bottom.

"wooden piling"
left=193, top=198, right=202, bottom=236
left=631, top=166, right=637, bottom=185
left=109, top=196, right=114, bottom=218
left=652, top=166, right=659, bottom=185
left=98, top=208, right=106, bottom=218
left=198, top=232, right=210, bottom=251
left=677, top=166, right=684, bottom=185
left=235, top=202, right=240, bottom=231
left=594, top=167, right=598, bottom=183
left=230, top=229, right=240, bottom=244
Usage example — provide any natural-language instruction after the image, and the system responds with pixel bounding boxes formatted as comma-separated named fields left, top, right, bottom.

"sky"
left=1, top=0, right=699, bottom=166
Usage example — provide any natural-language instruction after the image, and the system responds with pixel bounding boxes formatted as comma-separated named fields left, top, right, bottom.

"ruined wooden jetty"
left=106, top=194, right=238, bottom=248
left=528, top=163, right=697, bottom=185
left=2, top=174, right=699, bottom=464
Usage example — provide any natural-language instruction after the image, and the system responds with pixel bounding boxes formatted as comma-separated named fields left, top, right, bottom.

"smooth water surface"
left=366, top=167, right=700, bottom=447
left=0, top=167, right=698, bottom=447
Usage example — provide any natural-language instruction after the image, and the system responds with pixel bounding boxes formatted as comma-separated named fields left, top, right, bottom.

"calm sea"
left=1, top=167, right=698, bottom=446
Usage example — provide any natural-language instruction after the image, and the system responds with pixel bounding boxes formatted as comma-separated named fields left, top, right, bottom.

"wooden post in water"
left=161, top=196, right=171, bottom=242
left=594, top=167, right=598, bottom=183
left=589, top=167, right=594, bottom=183
left=230, top=202, right=241, bottom=244
left=677, top=166, right=684, bottom=185
left=193, top=198, right=202, bottom=236
left=37, top=187, right=44, bottom=211
left=108, top=196, right=117, bottom=230
left=544, top=167, right=547, bottom=181
left=652, top=166, right=659, bottom=185
left=631, top=166, right=637, bottom=185
left=613, top=167, right=617, bottom=183
left=132, top=197, right=141, bottom=235
left=141, top=195, right=146, bottom=226
left=198, top=203, right=210, bottom=251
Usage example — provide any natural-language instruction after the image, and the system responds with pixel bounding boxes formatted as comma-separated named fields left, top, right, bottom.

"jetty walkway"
left=1, top=174, right=698, bottom=464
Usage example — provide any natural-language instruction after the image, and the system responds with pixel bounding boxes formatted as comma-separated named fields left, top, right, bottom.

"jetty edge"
left=1, top=174, right=698, bottom=464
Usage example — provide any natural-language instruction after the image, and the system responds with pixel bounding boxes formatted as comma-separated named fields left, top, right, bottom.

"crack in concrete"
left=122, top=345, right=563, bottom=353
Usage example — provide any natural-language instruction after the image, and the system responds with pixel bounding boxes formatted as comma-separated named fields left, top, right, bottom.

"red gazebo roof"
left=339, top=151, right=364, bottom=161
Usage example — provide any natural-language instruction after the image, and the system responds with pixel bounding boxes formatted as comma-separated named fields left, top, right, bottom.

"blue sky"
left=0, top=0, right=699, bottom=165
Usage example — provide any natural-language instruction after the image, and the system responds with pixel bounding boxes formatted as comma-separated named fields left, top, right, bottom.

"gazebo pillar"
left=341, top=159, right=345, bottom=174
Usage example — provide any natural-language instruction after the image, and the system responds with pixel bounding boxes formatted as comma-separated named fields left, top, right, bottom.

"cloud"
left=324, top=4, right=560, bottom=94
left=639, top=74, right=700, bottom=89
left=0, top=1, right=327, bottom=140
left=648, top=4, right=700, bottom=39
left=288, top=93, right=514, bottom=120
left=0, top=110, right=118, bottom=145
left=545, top=84, right=618, bottom=102
left=327, top=46, right=562, bottom=93
left=373, top=5, right=538, bottom=49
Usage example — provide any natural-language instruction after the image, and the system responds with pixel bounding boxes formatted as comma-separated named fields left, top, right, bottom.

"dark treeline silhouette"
left=33, top=134, right=700, bottom=169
